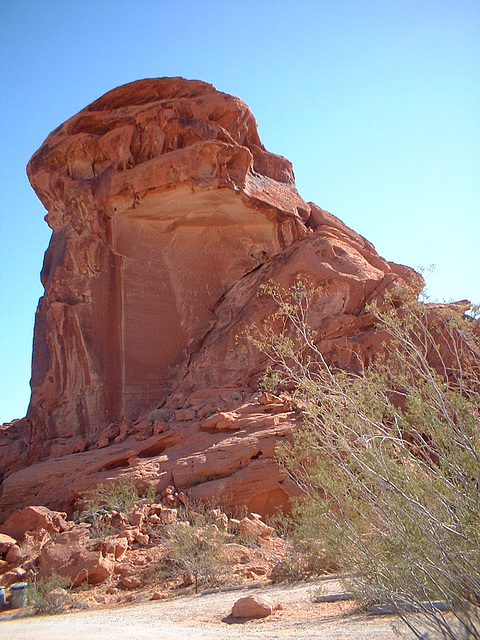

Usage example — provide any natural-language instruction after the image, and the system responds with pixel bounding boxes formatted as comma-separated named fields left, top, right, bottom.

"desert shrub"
left=148, top=408, right=172, bottom=424
left=28, top=572, right=73, bottom=615
left=266, top=510, right=334, bottom=582
left=151, top=501, right=231, bottom=593
left=74, top=477, right=152, bottom=538
left=163, top=523, right=229, bottom=592
left=187, top=474, right=209, bottom=488
left=249, top=279, right=480, bottom=639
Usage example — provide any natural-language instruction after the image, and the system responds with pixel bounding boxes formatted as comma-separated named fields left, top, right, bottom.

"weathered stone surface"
left=103, top=536, right=128, bottom=561
left=38, top=527, right=114, bottom=586
left=0, top=420, right=29, bottom=481
left=5, top=544, right=25, bottom=565
left=1, top=567, right=27, bottom=587
left=230, top=594, right=282, bottom=619
left=0, top=506, right=71, bottom=541
left=237, top=516, right=275, bottom=540
left=25, top=77, right=309, bottom=461
left=0, top=77, right=427, bottom=522
left=0, top=533, right=17, bottom=553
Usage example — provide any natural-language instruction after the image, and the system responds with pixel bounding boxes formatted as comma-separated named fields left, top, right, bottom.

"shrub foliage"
left=249, top=279, right=480, bottom=639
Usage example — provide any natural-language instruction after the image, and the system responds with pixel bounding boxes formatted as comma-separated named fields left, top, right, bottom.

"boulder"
left=5, top=545, right=25, bottom=565
left=120, top=574, right=142, bottom=589
left=0, top=567, right=27, bottom=587
left=230, top=594, right=282, bottom=619
left=0, top=533, right=17, bottom=553
left=238, top=516, right=275, bottom=540
left=38, top=526, right=114, bottom=587
left=0, top=506, right=70, bottom=541
left=103, top=536, right=128, bottom=561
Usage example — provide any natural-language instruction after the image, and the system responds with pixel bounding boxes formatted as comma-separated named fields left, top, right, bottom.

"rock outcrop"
left=0, top=77, right=422, bottom=520
left=24, top=77, right=308, bottom=461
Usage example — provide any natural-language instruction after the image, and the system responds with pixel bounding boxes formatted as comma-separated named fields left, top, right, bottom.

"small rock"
left=153, top=420, right=168, bottom=434
left=174, top=408, right=196, bottom=422
left=122, top=528, right=136, bottom=544
left=129, top=511, right=144, bottom=527
left=247, top=565, right=267, bottom=576
left=0, top=533, right=17, bottom=553
left=132, top=420, right=151, bottom=433
left=6, top=544, right=25, bottom=565
left=177, top=491, right=189, bottom=507
left=134, top=530, right=149, bottom=546
left=120, top=593, right=136, bottom=603
left=230, top=594, right=282, bottom=619
left=94, top=594, right=107, bottom=604
left=103, top=536, right=128, bottom=560
left=181, top=572, right=195, bottom=587
left=257, top=392, right=283, bottom=405
left=121, top=574, right=142, bottom=589
left=151, top=591, right=168, bottom=600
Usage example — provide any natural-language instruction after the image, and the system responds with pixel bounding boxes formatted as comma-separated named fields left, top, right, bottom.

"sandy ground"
left=0, top=579, right=408, bottom=640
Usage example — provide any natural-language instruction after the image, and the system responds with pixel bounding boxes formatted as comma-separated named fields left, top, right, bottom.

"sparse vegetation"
left=187, top=474, right=209, bottom=488
left=162, top=521, right=229, bottom=593
left=249, top=279, right=480, bottom=639
left=28, top=573, right=73, bottom=615
left=266, top=510, right=335, bottom=583
left=148, top=408, right=172, bottom=424
left=74, top=477, right=155, bottom=538
left=148, top=501, right=232, bottom=593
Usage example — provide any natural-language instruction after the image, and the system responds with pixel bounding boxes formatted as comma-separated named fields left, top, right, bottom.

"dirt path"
left=0, top=580, right=405, bottom=640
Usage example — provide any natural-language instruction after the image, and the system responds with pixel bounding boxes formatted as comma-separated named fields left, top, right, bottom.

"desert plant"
left=187, top=474, right=209, bottom=488
left=266, top=509, right=334, bottom=582
left=248, top=279, right=480, bottom=639
left=28, top=572, right=73, bottom=615
left=148, top=408, right=172, bottom=424
left=154, top=501, right=231, bottom=593
left=74, top=477, right=151, bottom=538
left=164, top=523, right=228, bottom=592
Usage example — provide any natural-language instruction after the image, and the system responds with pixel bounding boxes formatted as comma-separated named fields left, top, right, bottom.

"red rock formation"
left=230, top=594, right=283, bottom=619
left=25, top=77, right=309, bottom=461
left=0, top=78, right=423, bottom=521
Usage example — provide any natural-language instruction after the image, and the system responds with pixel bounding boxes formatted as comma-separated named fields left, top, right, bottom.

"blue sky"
left=1, top=0, right=479, bottom=423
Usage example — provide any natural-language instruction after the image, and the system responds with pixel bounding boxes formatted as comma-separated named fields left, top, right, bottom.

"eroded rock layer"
left=1, top=78, right=421, bottom=519
left=25, top=77, right=309, bottom=459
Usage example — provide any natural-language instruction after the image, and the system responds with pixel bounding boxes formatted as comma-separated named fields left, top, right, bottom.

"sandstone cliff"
left=0, top=78, right=421, bottom=519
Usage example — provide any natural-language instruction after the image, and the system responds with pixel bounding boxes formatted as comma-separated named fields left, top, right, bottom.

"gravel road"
left=0, top=580, right=406, bottom=640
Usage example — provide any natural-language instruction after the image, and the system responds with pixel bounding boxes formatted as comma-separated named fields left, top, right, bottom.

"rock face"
left=25, top=77, right=309, bottom=461
left=0, top=77, right=422, bottom=520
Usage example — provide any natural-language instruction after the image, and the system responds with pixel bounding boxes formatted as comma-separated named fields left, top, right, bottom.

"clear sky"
left=1, top=0, right=479, bottom=424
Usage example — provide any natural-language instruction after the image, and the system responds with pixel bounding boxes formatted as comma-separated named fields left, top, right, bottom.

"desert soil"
left=0, top=578, right=407, bottom=640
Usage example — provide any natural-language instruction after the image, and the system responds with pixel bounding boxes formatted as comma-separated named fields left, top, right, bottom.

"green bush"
left=250, top=279, right=480, bottom=640
left=29, top=573, right=73, bottom=615
left=74, top=477, right=155, bottom=538
left=151, top=502, right=231, bottom=593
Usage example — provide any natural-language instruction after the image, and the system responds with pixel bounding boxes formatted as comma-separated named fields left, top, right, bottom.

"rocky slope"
left=0, top=77, right=421, bottom=520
